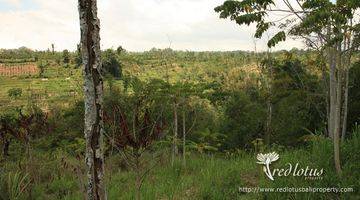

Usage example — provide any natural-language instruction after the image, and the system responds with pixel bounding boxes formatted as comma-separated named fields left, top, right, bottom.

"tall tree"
left=63, top=49, right=70, bottom=64
left=215, top=0, right=360, bottom=175
left=78, top=0, right=107, bottom=199
left=171, top=97, right=178, bottom=166
left=51, top=43, right=55, bottom=54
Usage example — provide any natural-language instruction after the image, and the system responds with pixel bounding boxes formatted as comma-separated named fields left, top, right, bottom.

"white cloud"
left=0, top=0, right=304, bottom=52
left=3, top=0, right=21, bottom=7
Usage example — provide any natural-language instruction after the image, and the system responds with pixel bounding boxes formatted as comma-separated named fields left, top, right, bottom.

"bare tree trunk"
left=332, top=43, right=343, bottom=175
left=265, top=55, right=272, bottom=146
left=334, top=66, right=342, bottom=175
left=133, top=111, right=137, bottom=140
left=78, top=0, right=107, bottom=199
left=2, top=138, right=10, bottom=158
left=265, top=97, right=272, bottom=146
left=25, top=130, right=32, bottom=174
left=182, top=110, right=186, bottom=167
left=341, top=68, right=349, bottom=142
left=329, top=48, right=337, bottom=140
left=321, top=63, right=330, bottom=136
left=171, top=99, right=178, bottom=166
left=328, top=45, right=342, bottom=175
left=341, top=33, right=351, bottom=142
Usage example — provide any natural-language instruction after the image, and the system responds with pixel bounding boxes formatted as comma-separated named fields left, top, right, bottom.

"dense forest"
left=0, top=0, right=360, bottom=199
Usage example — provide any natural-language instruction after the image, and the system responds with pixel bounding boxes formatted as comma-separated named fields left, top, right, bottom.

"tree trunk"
left=25, top=130, right=32, bottom=174
left=171, top=99, right=178, bottom=166
left=2, top=138, right=10, bottom=158
left=265, top=56, right=272, bottom=146
left=333, top=44, right=343, bottom=175
left=265, top=97, right=272, bottom=146
left=182, top=110, right=186, bottom=167
left=341, top=63, right=349, bottom=142
left=78, top=0, right=107, bottom=199
left=329, top=48, right=337, bottom=140
left=321, top=63, right=330, bottom=137
left=334, top=66, right=342, bottom=175
left=341, top=20, right=353, bottom=142
left=328, top=45, right=342, bottom=175
left=341, top=43, right=351, bottom=141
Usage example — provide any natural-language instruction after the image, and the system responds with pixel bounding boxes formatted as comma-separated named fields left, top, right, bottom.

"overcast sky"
left=0, top=0, right=304, bottom=52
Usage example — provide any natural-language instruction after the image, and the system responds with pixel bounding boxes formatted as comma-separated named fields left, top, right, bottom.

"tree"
left=103, top=80, right=166, bottom=200
left=78, top=0, right=107, bottom=199
left=0, top=108, right=49, bottom=164
left=51, top=43, right=55, bottom=54
left=255, top=44, right=274, bottom=146
left=75, top=44, right=83, bottom=67
left=180, top=98, right=198, bottom=167
left=102, top=49, right=122, bottom=78
left=172, top=95, right=178, bottom=166
left=215, top=0, right=360, bottom=175
left=0, top=113, right=17, bottom=158
left=62, top=49, right=70, bottom=64
left=37, top=60, right=48, bottom=78
left=116, top=46, right=126, bottom=54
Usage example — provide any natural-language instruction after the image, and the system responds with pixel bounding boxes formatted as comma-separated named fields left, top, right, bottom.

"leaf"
left=255, top=22, right=272, bottom=38
left=267, top=31, right=286, bottom=47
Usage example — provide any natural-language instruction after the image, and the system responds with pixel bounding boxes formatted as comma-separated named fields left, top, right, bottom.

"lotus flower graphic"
left=256, top=152, right=279, bottom=181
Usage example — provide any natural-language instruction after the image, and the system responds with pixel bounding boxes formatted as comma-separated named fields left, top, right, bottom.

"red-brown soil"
left=0, top=63, right=38, bottom=76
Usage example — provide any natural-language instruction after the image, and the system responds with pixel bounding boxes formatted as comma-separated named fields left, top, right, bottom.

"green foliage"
left=62, top=50, right=70, bottom=64
left=215, top=0, right=285, bottom=47
left=267, top=31, right=286, bottom=48
left=255, top=22, right=272, bottom=38
left=7, top=88, right=22, bottom=100
left=0, top=45, right=359, bottom=199
left=222, top=91, right=266, bottom=149
left=215, top=0, right=360, bottom=49
left=37, top=60, right=49, bottom=78
left=0, top=47, right=35, bottom=61
left=348, top=62, right=360, bottom=132
left=102, top=49, right=122, bottom=78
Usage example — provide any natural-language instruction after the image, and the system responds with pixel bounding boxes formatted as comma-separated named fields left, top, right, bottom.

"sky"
left=0, top=0, right=305, bottom=52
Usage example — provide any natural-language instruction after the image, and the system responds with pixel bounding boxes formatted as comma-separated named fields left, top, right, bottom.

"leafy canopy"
left=215, top=0, right=360, bottom=49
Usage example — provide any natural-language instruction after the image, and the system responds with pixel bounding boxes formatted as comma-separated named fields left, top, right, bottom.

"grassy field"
left=2, top=133, right=359, bottom=199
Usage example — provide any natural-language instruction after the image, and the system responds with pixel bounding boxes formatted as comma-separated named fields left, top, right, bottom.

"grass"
left=3, top=135, right=358, bottom=200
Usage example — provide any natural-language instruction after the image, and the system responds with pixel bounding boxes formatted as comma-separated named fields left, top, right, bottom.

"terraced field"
left=0, top=65, right=83, bottom=111
left=0, top=63, right=38, bottom=76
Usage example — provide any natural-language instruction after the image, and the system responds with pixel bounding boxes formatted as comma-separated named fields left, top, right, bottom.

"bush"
left=102, top=49, right=122, bottom=78
left=7, top=88, right=22, bottom=99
